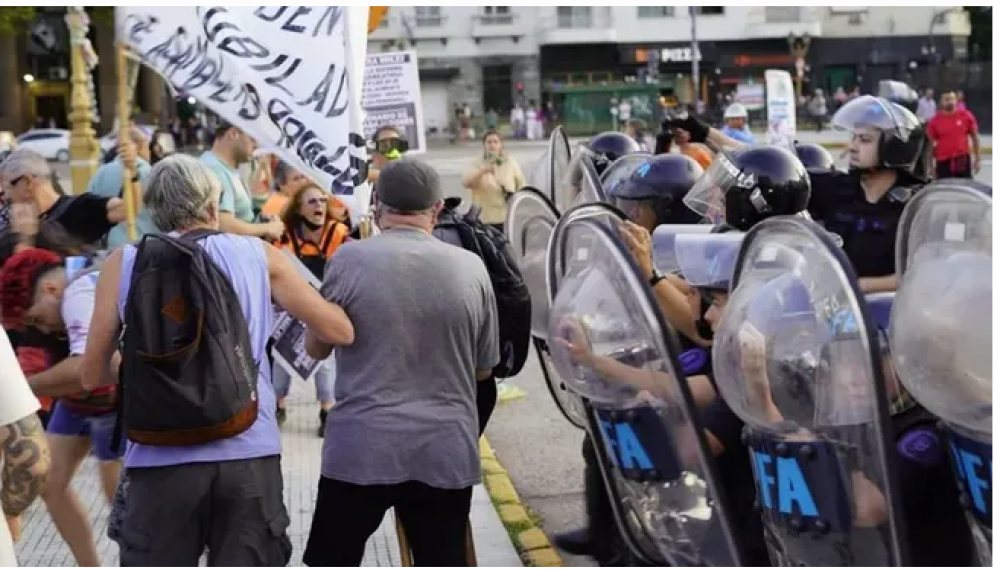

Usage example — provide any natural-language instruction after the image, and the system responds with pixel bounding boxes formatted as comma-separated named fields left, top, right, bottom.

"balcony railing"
left=478, top=13, right=515, bottom=25
left=765, top=7, right=803, bottom=24
left=414, top=14, right=445, bottom=27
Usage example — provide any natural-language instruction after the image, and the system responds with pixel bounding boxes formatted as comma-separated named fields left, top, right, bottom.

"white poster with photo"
left=269, top=251, right=328, bottom=383
left=115, top=6, right=371, bottom=218
left=736, top=83, right=765, bottom=111
left=765, top=70, right=797, bottom=150
left=361, top=50, right=426, bottom=154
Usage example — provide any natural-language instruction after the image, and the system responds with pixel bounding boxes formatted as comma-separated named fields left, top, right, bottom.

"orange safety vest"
left=278, top=222, right=349, bottom=278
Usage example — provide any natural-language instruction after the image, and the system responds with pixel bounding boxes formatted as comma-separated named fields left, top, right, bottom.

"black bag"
left=436, top=198, right=531, bottom=379
left=116, top=229, right=258, bottom=448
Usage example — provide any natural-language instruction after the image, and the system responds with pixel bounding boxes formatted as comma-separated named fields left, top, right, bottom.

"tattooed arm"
left=1, top=413, right=50, bottom=517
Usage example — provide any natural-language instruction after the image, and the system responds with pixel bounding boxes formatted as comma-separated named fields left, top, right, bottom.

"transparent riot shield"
left=895, top=179, right=992, bottom=275
left=601, top=153, right=653, bottom=195
left=890, top=181, right=993, bottom=564
left=505, top=187, right=586, bottom=429
left=547, top=217, right=744, bottom=566
left=528, top=126, right=572, bottom=208
left=712, top=216, right=909, bottom=566
left=651, top=224, right=716, bottom=275
left=545, top=202, right=628, bottom=306
left=555, top=145, right=607, bottom=212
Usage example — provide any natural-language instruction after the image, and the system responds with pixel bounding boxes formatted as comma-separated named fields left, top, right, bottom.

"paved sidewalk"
left=14, top=381, right=522, bottom=567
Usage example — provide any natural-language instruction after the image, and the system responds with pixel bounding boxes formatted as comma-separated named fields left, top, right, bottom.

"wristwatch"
left=648, top=269, right=667, bottom=288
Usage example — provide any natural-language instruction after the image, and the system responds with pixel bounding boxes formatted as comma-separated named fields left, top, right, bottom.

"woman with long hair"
left=461, top=129, right=525, bottom=232
left=273, top=184, right=351, bottom=434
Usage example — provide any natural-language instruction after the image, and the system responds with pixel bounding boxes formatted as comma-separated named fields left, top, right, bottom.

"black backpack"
left=116, top=229, right=258, bottom=448
left=435, top=198, right=531, bottom=379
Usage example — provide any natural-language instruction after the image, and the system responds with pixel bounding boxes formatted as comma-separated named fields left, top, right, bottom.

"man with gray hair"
left=85, top=127, right=157, bottom=249
left=79, top=154, right=356, bottom=566
left=303, top=157, right=499, bottom=567
left=0, top=148, right=128, bottom=256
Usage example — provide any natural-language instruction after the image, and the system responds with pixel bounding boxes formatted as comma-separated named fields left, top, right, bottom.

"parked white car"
left=16, top=129, right=71, bottom=162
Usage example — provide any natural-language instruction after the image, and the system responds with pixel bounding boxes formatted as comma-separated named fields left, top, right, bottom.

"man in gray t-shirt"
left=303, top=158, right=499, bottom=567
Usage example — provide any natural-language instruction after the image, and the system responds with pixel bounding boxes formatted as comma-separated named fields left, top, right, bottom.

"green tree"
left=965, top=6, right=992, bottom=61
left=0, top=6, right=35, bottom=35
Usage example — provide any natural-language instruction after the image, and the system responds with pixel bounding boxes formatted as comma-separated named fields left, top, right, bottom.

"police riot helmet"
left=877, top=80, right=919, bottom=114
left=794, top=142, right=836, bottom=171
left=683, top=146, right=811, bottom=231
left=609, top=154, right=705, bottom=227
left=586, top=131, right=642, bottom=175
left=831, top=94, right=926, bottom=174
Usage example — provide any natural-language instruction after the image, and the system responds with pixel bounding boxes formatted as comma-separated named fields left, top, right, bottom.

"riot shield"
left=555, top=145, right=607, bottom=212
left=712, top=216, right=909, bottom=566
left=895, top=179, right=992, bottom=275
left=545, top=202, right=628, bottom=305
left=528, top=126, right=572, bottom=208
left=547, top=217, right=744, bottom=566
left=505, top=187, right=586, bottom=429
left=651, top=224, right=715, bottom=275
left=600, top=153, right=653, bottom=194
left=890, top=180, right=993, bottom=564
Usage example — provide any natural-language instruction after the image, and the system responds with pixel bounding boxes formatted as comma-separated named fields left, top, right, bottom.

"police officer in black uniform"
left=666, top=95, right=928, bottom=293
left=551, top=153, right=702, bottom=566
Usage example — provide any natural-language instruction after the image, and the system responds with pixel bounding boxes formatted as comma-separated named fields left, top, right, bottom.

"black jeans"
left=935, top=155, right=973, bottom=179
left=304, top=477, right=473, bottom=567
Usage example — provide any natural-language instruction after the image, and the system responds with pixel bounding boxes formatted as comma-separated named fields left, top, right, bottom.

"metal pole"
left=689, top=7, right=701, bottom=108
left=65, top=7, right=99, bottom=195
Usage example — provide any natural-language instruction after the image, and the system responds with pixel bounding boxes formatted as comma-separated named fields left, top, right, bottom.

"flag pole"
left=115, top=43, right=138, bottom=242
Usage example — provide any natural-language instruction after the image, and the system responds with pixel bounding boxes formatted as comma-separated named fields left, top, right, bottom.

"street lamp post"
left=787, top=32, right=812, bottom=98
left=65, top=7, right=100, bottom=195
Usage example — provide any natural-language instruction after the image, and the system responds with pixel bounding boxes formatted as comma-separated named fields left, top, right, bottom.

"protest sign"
left=270, top=251, right=326, bottom=382
left=765, top=69, right=797, bottom=150
left=116, top=6, right=371, bottom=217
left=362, top=50, right=426, bottom=154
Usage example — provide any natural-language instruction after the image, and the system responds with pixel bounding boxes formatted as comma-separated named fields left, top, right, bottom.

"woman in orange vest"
left=273, top=183, right=350, bottom=433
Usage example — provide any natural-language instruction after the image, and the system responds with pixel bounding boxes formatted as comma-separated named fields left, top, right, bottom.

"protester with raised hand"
left=86, top=126, right=157, bottom=249
left=462, top=129, right=525, bottom=232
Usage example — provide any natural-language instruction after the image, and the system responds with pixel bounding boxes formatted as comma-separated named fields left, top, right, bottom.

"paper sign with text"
left=361, top=50, right=426, bottom=154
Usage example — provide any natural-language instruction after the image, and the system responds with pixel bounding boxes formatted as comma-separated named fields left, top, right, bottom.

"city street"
left=40, top=139, right=992, bottom=568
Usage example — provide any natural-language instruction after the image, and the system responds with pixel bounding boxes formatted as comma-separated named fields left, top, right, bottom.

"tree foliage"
left=964, top=6, right=992, bottom=60
left=0, top=6, right=36, bottom=35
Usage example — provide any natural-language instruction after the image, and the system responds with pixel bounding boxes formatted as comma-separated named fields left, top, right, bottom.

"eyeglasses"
left=305, top=197, right=327, bottom=206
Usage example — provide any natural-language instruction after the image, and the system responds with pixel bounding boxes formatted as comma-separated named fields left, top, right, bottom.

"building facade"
left=367, top=6, right=541, bottom=135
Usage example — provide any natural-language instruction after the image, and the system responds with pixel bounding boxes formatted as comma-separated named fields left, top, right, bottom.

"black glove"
left=662, top=112, right=711, bottom=144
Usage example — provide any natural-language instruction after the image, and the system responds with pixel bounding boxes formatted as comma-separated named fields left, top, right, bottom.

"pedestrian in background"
left=927, top=90, right=982, bottom=178
left=917, top=88, right=937, bottom=123
left=462, top=129, right=526, bottom=232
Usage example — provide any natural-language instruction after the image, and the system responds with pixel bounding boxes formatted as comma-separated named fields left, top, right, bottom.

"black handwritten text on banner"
left=117, top=6, right=368, bottom=196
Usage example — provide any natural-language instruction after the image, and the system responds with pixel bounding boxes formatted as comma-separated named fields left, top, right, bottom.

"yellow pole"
left=65, top=7, right=99, bottom=196
left=116, top=44, right=138, bottom=242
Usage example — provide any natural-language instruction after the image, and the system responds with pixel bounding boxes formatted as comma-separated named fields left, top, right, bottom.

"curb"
left=479, top=437, right=565, bottom=567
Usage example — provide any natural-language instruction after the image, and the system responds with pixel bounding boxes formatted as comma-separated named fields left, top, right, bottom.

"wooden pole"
left=66, top=8, right=99, bottom=195
left=115, top=43, right=138, bottom=242
left=395, top=516, right=478, bottom=567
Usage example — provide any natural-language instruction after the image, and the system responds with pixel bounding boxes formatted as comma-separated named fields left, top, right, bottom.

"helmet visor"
left=674, top=232, right=745, bottom=289
left=681, top=153, right=750, bottom=225
left=831, top=95, right=921, bottom=141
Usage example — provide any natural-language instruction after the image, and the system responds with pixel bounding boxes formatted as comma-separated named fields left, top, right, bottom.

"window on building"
left=414, top=6, right=443, bottom=27
left=557, top=6, right=593, bottom=28
left=482, top=6, right=514, bottom=25
left=637, top=6, right=675, bottom=18
left=695, top=7, right=725, bottom=16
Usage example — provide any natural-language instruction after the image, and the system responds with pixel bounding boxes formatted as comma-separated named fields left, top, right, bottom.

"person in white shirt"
left=510, top=104, right=525, bottom=140
left=0, top=329, right=51, bottom=567
left=618, top=100, right=632, bottom=131
left=917, top=88, right=937, bottom=123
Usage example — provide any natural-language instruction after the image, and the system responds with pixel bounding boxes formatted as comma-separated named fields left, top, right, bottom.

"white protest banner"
left=765, top=70, right=797, bottom=150
left=115, top=7, right=371, bottom=218
left=362, top=50, right=426, bottom=154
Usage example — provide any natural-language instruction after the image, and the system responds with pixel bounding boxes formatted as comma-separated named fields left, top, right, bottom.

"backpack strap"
left=181, top=228, right=222, bottom=243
